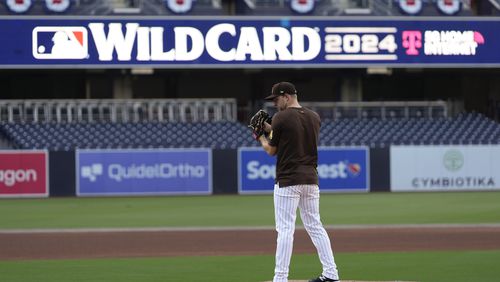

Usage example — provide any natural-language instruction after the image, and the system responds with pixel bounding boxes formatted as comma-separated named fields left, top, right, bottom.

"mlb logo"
left=32, top=26, right=88, bottom=59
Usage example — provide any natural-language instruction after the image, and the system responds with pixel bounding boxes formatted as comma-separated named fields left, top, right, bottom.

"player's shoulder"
left=272, top=109, right=296, bottom=125
left=275, top=107, right=319, bottom=119
left=273, top=109, right=290, bottom=119
left=300, top=107, right=321, bottom=119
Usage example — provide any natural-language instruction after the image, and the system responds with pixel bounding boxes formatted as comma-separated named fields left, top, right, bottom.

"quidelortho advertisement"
left=77, top=149, right=212, bottom=196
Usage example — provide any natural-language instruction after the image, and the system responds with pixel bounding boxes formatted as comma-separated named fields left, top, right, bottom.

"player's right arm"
left=259, top=135, right=277, bottom=156
left=263, top=121, right=272, bottom=133
left=260, top=112, right=282, bottom=156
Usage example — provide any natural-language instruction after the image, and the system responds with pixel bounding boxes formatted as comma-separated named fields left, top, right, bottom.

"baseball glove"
left=248, top=110, right=270, bottom=140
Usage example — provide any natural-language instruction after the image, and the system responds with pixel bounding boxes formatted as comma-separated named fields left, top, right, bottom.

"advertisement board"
left=0, top=150, right=48, bottom=198
left=391, top=145, right=500, bottom=191
left=76, top=149, right=212, bottom=196
left=238, top=147, right=369, bottom=194
left=0, top=17, right=499, bottom=68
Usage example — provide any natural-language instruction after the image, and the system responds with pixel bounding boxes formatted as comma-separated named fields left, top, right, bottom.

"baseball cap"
left=264, top=82, right=298, bottom=100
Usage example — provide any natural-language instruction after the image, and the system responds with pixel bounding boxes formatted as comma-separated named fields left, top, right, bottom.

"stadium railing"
left=263, top=100, right=449, bottom=120
left=236, top=0, right=476, bottom=16
left=0, top=99, right=238, bottom=123
left=0, top=99, right=448, bottom=123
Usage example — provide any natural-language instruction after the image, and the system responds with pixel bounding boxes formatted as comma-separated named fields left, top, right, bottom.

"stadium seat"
left=1, top=112, right=500, bottom=150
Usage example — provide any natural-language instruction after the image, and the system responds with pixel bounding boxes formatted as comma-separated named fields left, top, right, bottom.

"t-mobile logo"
left=81, top=164, right=103, bottom=182
left=402, top=30, right=422, bottom=55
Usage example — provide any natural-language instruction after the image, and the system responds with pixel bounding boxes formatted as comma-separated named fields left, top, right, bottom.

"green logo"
left=443, top=150, right=464, bottom=172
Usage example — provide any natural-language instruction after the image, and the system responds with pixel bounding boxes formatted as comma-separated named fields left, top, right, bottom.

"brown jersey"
left=268, top=107, right=320, bottom=187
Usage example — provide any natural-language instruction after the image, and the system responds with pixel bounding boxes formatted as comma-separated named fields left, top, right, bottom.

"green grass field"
left=1, top=191, right=500, bottom=282
left=1, top=251, right=499, bottom=282
left=1, top=191, right=500, bottom=229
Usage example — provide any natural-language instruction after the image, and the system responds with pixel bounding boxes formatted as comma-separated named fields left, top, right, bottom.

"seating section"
left=0, top=0, right=225, bottom=15
left=320, top=112, right=500, bottom=147
left=0, top=121, right=256, bottom=150
left=1, top=112, right=499, bottom=150
left=0, top=0, right=482, bottom=16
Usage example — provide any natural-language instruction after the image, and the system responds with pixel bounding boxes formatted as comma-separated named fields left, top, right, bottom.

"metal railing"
left=263, top=100, right=449, bottom=120
left=0, top=99, right=237, bottom=123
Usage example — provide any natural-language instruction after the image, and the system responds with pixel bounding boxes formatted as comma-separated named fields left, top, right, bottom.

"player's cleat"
left=308, top=274, right=339, bottom=282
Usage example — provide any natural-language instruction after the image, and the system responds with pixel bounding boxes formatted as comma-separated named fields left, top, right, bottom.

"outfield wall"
left=1, top=146, right=498, bottom=197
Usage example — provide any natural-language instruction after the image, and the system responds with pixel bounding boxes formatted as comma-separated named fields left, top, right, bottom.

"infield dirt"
left=1, top=225, right=500, bottom=260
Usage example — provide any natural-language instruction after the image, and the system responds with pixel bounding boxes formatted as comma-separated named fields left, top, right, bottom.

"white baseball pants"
left=272, top=184, right=339, bottom=282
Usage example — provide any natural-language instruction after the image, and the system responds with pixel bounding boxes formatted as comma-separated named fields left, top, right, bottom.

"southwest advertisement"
left=0, top=17, right=499, bottom=67
left=76, top=149, right=212, bottom=196
left=390, top=145, right=500, bottom=191
left=0, top=150, right=48, bottom=198
left=238, top=147, right=369, bottom=194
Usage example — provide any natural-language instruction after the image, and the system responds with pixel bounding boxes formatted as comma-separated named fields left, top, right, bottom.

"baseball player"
left=249, top=82, right=340, bottom=282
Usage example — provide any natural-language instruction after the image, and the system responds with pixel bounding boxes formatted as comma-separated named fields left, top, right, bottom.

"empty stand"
left=319, top=112, right=500, bottom=147
left=0, top=0, right=225, bottom=15
left=0, top=98, right=248, bottom=150
left=0, top=121, right=255, bottom=150
left=1, top=99, right=499, bottom=150
left=234, top=0, right=475, bottom=16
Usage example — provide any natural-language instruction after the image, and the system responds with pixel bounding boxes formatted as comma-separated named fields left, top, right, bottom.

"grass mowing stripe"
left=0, top=250, right=499, bottom=282
left=1, top=191, right=500, bottom=229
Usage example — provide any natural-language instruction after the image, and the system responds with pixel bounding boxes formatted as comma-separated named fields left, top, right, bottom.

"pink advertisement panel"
left=0, top=151, right=48, bottom=197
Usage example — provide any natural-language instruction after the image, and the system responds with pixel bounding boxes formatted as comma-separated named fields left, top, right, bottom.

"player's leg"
left=273, top=184, right=300, bottom=282
left=298, top=185, right=339, bottom=280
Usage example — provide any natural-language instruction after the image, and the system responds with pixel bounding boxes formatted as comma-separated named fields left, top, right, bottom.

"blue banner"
left=0, top=17, right=499, bottom=68
left=76, top=149, right=212, bottom=196
left=238, top=147, right=369, bottom=194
